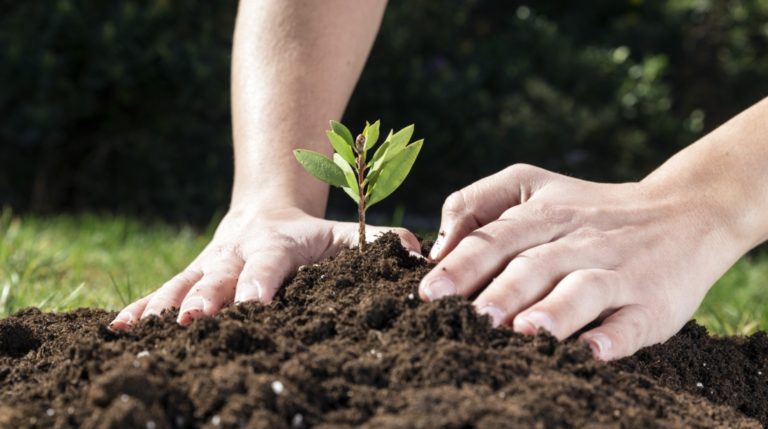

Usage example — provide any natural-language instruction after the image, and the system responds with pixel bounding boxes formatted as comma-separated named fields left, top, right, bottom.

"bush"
left=2, top=0, right=768, bottom=223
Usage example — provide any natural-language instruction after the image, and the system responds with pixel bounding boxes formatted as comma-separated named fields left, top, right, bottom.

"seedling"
left=294, top=120, right=423, bottom=253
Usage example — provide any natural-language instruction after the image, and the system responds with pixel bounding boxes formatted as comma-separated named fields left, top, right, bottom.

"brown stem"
left=355, top=134, right=367, bottom=253
left=356, top=152, right=366, bottom=253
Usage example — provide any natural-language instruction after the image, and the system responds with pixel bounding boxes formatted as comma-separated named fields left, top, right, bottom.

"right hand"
left=109, top=205, right=421, bottom=329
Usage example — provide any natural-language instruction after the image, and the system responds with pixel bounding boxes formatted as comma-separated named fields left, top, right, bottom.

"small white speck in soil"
left=146, top=421, right=156, bottom=429
left=211, top=415, right=221, bottom=426
left=407, top=293, right=415, bottom=300
left=120, top=394, right=130, bottom=403
left=271, top=380, right=285, bottom=395
left=46, top=408, right=55, bottom=417
left=696, top=382, right=704, bottom=388
left=291, top=413, right=304, bottom=428
left=137, top=350, right=150, bottom=358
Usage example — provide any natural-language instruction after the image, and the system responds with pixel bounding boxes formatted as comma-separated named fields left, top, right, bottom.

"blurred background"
left=4, top=0, right=768, bottom=224
left=1, top=0, right=767, bottom=330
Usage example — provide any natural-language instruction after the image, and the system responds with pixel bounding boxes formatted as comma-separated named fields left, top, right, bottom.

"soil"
left=0, top=233, right=765, bottom=428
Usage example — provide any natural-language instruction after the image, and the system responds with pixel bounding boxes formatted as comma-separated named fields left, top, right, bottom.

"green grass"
left=0, top=209, right=209, bottom=316
left=1, top=209, right=766, bottom=335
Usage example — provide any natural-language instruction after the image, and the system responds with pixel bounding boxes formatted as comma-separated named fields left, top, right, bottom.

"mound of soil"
left=1, top=233, right=766, bottom=428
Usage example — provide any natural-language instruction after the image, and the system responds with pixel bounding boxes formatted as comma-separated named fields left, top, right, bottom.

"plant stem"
left=355, top=135, right=367, bottom=253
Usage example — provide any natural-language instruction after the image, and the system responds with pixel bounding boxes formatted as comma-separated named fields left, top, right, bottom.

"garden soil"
left=1, top=233, right=766, bottom=428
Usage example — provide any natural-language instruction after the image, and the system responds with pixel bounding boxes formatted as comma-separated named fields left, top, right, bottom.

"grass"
left=1, top=209, right=766, bottom=336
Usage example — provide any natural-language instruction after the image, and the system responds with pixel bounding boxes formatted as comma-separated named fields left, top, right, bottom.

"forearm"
left=643, top=97, right=768, bottom=252
left=230, top=0, right=387, bottom=217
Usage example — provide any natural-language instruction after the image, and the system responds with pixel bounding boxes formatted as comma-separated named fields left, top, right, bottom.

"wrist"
left=640, top=155, right=760, bottom=258
left=230, top=175, right=329, bottom=218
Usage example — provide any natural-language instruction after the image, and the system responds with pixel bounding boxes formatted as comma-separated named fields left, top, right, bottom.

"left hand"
left=419, top=164, right=743, bottom=360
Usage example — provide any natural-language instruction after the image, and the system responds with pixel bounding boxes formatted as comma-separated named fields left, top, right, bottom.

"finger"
left=431, top=164, right=546, bottom=260
left=578, top=304, right=657, bottom=361
left=419, top=205, right=564, bottom=302
left=109, top=292, right=155, bottom=331
left=177, top=258, right=244, bottom=325
left=472, top=240, right=614, bottom=327
left=141, top=268, right=203, bottom=319
left=511, top=269, right=622, bottom=339
left=234, top=248, right=298, bottom=304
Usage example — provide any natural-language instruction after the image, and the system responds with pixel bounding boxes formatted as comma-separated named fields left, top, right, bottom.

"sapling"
left=294, top=120, right=423, bottom=253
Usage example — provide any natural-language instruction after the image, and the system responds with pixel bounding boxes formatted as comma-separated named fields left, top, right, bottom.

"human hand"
left=419, top=164, right=744, bottom=360
left=110, top=205, right=420, bottom=329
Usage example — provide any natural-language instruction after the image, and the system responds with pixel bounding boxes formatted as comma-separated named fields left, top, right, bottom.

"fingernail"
left=179, top=296, right=209, bottom=315
left=421, top=277, right=456, bottom=301
left=234, top=282, right=263, bottom=304
left=514, top=311, right=554, bottom=335
left=584, top=333, right=612, bottom=359
left=476, top=305, right=505, bottom=327
left=109, top=312, right=133, bottom=329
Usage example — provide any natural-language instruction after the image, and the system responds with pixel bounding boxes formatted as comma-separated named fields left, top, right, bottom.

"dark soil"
left=0, top=233, right=765, bottom=428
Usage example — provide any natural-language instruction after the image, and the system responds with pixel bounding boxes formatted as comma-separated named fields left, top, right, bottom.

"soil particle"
left=0, top=233, right=763, bottom=428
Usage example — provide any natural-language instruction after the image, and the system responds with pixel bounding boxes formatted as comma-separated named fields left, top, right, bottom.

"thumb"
left=431, top=164, right=544, bottom=260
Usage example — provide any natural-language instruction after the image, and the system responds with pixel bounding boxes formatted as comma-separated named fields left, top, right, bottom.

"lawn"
left=1, top=209, right=766, bottom=335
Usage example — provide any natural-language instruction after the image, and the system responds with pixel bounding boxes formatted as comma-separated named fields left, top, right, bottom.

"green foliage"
left=3, top=1, right=768, bottom=221
left=293, top=121, right=422, bottom=210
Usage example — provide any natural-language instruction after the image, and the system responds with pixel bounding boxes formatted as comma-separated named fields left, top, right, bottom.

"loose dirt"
left=0, top=233, right=765, bottom=428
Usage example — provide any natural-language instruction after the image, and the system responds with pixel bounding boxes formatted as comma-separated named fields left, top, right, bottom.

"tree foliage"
left=2, top=1, right=768, bottom=222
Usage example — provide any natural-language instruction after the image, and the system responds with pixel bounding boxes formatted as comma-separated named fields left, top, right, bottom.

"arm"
left=419, top=97, right=768, bottom=360
left=110, top=0, right=417, bottom=329
left=230, top=0, right=387, bottom=215
left=642, top=97, right=768, bottom=250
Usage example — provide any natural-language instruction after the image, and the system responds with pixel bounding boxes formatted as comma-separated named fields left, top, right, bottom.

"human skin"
left=108, top=0, right=416, bottom=329
left=419, top=96, right=768, bottom=360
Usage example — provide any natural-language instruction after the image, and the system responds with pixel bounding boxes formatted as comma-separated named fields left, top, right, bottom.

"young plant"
left=293, top=120, right=423, bottom=253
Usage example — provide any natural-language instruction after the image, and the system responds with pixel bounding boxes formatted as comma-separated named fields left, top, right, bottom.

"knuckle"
left=570, top=269, right=618, bottom=306
left=509, top=251, right=546, bottom=276
left=505, top=163, right=538, bottom=180
left=443, top=191, right=468, bottom=216
left=174, top=269, right=201, bottom=284
left=569, top=269, right=604, bottom=287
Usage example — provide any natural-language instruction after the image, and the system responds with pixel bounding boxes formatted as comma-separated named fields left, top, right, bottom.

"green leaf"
left=365, top=169, right=381, bottom=189
left=366, top=140, right=390, bottom=170
left=330, top=120, right=354, bottom=147
left=366, top=139, right=423, bottom=207
left=384, top=124, right=414, bottom=161
left=363, top=120, right=380, bottom=151
left=294, top=149, right=347, bottom=188
left=333, top=153, right=359, bottom=194
left=327, top=131, right=356, bottom=165
left=383, top=129, right=394, bottom=143
left=342, top=186, right=359, bottom=204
